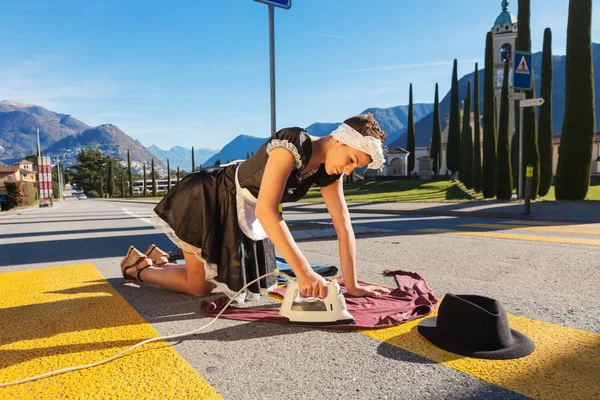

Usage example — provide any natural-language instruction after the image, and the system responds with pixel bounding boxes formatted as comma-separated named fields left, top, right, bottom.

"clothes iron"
left=278, top=271, right=355, bottom=325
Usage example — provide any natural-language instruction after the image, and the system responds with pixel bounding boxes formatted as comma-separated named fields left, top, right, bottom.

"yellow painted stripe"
left=500, top=220, right=574, bottom=226
left=461, top=223, right=600, bottom=236
left=414, top=228, right=600, bottom=246
left=0, top=264, right=222, bottom=399
left=360, top=302, right=600, bottom=400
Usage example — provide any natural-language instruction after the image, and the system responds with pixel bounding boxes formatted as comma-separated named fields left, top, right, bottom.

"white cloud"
left=338, top=59, right=483, bottom=74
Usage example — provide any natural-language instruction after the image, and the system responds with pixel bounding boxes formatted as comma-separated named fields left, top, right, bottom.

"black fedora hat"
left=417, top=294, right=535, bottom=360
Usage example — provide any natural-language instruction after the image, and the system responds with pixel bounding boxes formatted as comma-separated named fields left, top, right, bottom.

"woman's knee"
left=187, top=282, right=213, bottom=297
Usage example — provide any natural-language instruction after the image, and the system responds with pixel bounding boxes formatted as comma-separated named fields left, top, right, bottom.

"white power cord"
left=0, top=269, right=282, bottom=388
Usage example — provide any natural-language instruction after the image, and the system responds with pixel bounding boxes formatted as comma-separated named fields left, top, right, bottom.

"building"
left=407, top=107, right=480, bottom=177
left=492, top=0, right=518, bottom=142
left=0, top=160, right=36, bottom=186
left=552, top=133, right=600, bottom=176
left=132, top=178, right=180, bottom=195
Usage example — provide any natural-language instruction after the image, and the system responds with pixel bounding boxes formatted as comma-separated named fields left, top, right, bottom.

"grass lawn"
left=538, top=183, right=600, bottom=201
left=300, top=179, right=472, bottom=203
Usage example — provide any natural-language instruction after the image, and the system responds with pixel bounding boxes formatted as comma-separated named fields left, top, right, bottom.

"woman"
left=120, top=113, right=390, bottom=301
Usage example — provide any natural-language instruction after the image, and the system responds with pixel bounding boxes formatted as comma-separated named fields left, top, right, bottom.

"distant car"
left=78, top=194, right=88, bottom=200
left=0, top=193, right=7, bottom=210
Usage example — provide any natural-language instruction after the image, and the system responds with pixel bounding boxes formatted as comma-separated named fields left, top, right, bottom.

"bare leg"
left=125, top=251, right=215, bottom=297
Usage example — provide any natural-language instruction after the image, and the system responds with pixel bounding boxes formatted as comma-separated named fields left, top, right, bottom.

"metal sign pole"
left=518, top=103, right=524, bottom=199
left=269, top=4, right=276, bottom=137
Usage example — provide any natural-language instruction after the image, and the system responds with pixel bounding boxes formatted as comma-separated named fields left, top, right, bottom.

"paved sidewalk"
left=97, top=198, right=600, bottom=224
left=283, top=200, right=600, bottom=224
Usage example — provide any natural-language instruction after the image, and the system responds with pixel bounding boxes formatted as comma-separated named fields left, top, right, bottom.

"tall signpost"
left=254, top=0, right=292, bottom=136
left=511, top=51, right=543, bottom=200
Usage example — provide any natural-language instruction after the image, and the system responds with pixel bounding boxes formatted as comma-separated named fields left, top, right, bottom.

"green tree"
left=142, top=163, right=147, bottom=197
left=446, top=59, right=461, bottom=176
left=71, top=146, right=110, bottom=193
left=556, top=0, right=595, bottom=199
left=177, top=166, right=180, bottom=182
left=151, top=159, right=157, bottom=196
left=483, top=31, right=497, bottom=198
left=127, top=150, right=133, bottom=198
left=192, top=146, right=195, bottom=172
left=407, top=83, right=416, bottom=174
left=108, top=160, right=115, bottom=198
left=167, top=159, right=171, bottom=192
left=430, top=83, right=443, bottom=177
left=460, top=81, right=474, bottom=189
left=538, top=28, right=554, bottom=197
left=215, top=159, right=221, bottom=167
left=497, top=60, right=513, bottom=200
left=473, top=63, right=483, bottom=193
left=99, top=171, right=104, bottom=198
left=516, top=0, right=540, bottom=198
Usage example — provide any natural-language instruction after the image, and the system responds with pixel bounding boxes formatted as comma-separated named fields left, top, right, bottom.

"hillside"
left=0, top=100, right=89, bottom=160
left=204, top=135, right=270, bottom=167
left=45, top=124, right=163, bottom=168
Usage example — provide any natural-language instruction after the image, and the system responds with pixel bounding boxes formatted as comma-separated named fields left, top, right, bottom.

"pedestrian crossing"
left=412, top=220, right=600, bottom=247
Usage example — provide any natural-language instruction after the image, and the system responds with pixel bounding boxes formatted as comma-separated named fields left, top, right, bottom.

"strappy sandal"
left=144, top=244, right=169, bottom=267
left=120, top=246, right=152, bottom=282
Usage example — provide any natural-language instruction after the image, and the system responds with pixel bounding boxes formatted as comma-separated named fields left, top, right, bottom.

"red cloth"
left=199, top=270, right=438, bottom=330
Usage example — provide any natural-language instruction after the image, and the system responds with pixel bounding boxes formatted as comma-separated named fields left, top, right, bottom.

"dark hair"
left=343, top=113, right=387, bottom=142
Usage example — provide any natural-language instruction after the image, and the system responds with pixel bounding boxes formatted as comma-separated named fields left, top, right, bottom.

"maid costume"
left=152, top=127, right=342, bottom=301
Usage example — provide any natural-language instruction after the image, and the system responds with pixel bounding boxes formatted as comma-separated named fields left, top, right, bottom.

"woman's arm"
left=255, top=148, right=326, bottom=298
left=320, top=177, right=390, bottom=297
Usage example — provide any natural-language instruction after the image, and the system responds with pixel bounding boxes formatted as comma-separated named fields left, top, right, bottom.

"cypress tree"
left=556, top=0, right=595, bottom=199
left=192, top=146, right=195, bottom=172
left=120, top=175, right=125, bottom=198
left=142, top=163, right=147, bottom=197
left=538, top=28, right=554, bottom=197
left=430, top=83, right=443, bottom=177
left=407, top=83, right=416, bottom=174
left=177, top=166, right=180, bottom=182
left=483, top=31, right=497, bottom=198
left=446, top=59, right=461, bottom=176
left=127, top=150, right=133, bottom=198
left=473, top=63, right=483, bottom=192
left=516, top=0, right=540, bottom=198
left=151, top=159, right=157, bottom=196
left=511, top=109, right=520, bottom=190
left=497, top=60, right=513, bottom=199
left=167, top=158, right=171, bottom=192
left=99, top=171, right=104, bottom=198
left=460, top=81, right=473, bottom=188
left=108, top=160, right=115, bottom=198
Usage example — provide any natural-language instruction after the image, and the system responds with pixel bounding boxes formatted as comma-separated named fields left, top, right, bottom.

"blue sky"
left=1, top=0, right=599, bottom=151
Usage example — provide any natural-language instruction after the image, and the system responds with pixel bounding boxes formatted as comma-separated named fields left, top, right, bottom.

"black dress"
left=153, top=127, right=341, bottom=296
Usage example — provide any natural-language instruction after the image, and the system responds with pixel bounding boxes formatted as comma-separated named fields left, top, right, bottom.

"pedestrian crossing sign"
left=513, top=52, right=533, bottom=90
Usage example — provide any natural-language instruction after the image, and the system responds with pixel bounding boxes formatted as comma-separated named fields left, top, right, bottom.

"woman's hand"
left=296, top=270, right=328, bottom=298
left=345, top=284, right=391, bottom=298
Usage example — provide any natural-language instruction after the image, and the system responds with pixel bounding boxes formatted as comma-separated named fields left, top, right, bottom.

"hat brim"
left=417, top=317, right=535, bottom=360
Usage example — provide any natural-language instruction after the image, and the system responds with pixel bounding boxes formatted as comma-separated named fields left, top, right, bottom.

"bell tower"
left=492, top=0, right=518, bottom=140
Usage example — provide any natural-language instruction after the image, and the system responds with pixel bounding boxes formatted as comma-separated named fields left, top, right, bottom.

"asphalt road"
left=1, top=189, right=599, bottom=399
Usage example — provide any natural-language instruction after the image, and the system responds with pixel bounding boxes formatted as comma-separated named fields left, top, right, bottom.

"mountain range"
left=389, top=43, right=600, bottom=149
left=147, top=145, right=218, bottom=171
left=2, top=43, right=599, bottom=170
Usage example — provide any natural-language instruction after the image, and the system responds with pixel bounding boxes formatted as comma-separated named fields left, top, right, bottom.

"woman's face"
left=324, top=142, right=372, bottom=176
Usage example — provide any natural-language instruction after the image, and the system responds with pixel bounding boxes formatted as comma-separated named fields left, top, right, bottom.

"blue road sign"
left=513, top=51, right=533, bottom=90
left=254, top=0, right=292, bottom=9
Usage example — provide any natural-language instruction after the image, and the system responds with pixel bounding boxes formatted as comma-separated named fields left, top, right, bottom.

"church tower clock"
left=492, top=0, right=518, bottom=140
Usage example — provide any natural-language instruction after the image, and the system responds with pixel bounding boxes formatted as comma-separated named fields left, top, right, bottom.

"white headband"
left=330, top=123, right=385, bottom=169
